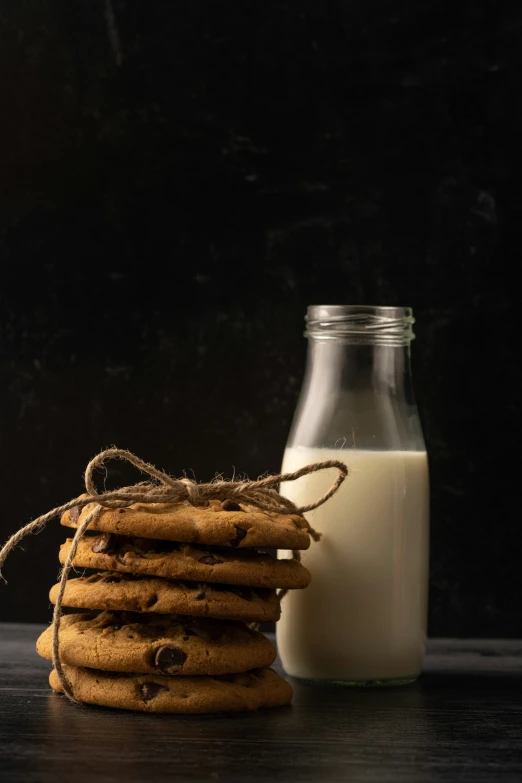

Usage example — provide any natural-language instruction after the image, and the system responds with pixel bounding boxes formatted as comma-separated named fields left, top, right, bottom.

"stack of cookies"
left=36, top=497, right=311, bottom=713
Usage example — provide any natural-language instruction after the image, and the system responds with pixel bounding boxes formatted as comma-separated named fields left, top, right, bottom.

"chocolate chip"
left=154, top=645, right=187, bottom=674
left=69, top=506, right=80, bottom=523
left=118, top=508, right=126, bottom=514
left=127, top=537, right=156, bottom=556
left=140, top=682, right=168, bottom=702
left=230, top=526, right=247, bottom=547
left=198, top=555, right=224, bottom=565
left=92, top=533, right=116, bottom=554
left=195, top=587, right=207, bottom=600
left=221, top=499, right=242, bottom=512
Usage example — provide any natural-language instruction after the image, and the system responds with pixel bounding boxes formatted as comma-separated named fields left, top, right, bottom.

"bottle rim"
left=305, top=305, right=415, bottom=345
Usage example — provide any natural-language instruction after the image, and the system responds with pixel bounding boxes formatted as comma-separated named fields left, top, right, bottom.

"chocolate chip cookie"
left=49, top=665, right=293, bottom=713
left=37, top=612, right=276, bottom=674
left=49, top=572, right=281, bottom=622
left=59, top=534, right=311, bottom=589
left=61, top=497, right=310, bottom=550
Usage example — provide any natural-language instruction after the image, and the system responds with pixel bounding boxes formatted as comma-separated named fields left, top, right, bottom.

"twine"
left=0, top=447, right=347, bottom=704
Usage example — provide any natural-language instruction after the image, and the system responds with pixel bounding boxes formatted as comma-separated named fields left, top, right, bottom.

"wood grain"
left=0, top=625, right=521, bottom=782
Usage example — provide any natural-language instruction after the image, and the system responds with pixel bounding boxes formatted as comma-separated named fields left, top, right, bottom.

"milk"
left=277, top=447, right=429, bottom=682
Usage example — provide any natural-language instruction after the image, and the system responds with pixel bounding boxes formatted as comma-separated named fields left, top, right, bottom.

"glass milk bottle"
left=278, top=305, right=429, bottom=685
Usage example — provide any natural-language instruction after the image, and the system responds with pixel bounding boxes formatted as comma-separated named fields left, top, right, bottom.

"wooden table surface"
left=0, top=624, right=521, bottom=782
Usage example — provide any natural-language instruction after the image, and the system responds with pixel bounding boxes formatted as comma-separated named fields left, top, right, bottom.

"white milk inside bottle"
left=278, top=447, right=429, bottom=682
left=277, top=305, right=429, bottom=684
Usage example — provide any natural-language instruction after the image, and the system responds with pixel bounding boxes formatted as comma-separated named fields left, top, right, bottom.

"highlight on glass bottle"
left=278, top=305, right=430, bottom=686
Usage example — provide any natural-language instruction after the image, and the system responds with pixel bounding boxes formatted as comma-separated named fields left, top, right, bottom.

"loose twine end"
left=0, top=447, right=348, bottom=704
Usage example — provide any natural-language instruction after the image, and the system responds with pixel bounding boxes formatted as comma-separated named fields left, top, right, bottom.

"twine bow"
left=0, top=447, right=348, bottom=704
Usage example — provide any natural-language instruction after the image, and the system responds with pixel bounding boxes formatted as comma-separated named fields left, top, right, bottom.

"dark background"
left=0, top=2, right=520, bottom=635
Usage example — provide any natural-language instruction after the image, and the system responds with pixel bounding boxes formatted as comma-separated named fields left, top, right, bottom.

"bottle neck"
left=306, top=339, right=414, bottom=402
left=287, top=338, right=424, bottom=451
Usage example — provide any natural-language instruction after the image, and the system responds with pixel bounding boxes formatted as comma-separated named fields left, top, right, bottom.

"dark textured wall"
left=0, top=2, right=520, bottom=635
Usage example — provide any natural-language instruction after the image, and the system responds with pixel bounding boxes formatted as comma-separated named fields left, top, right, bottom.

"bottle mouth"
left=305, top=305, right=415, bottom=345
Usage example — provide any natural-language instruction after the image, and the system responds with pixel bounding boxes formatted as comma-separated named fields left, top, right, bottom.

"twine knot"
left=179, top=479, right=208, bottom=507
